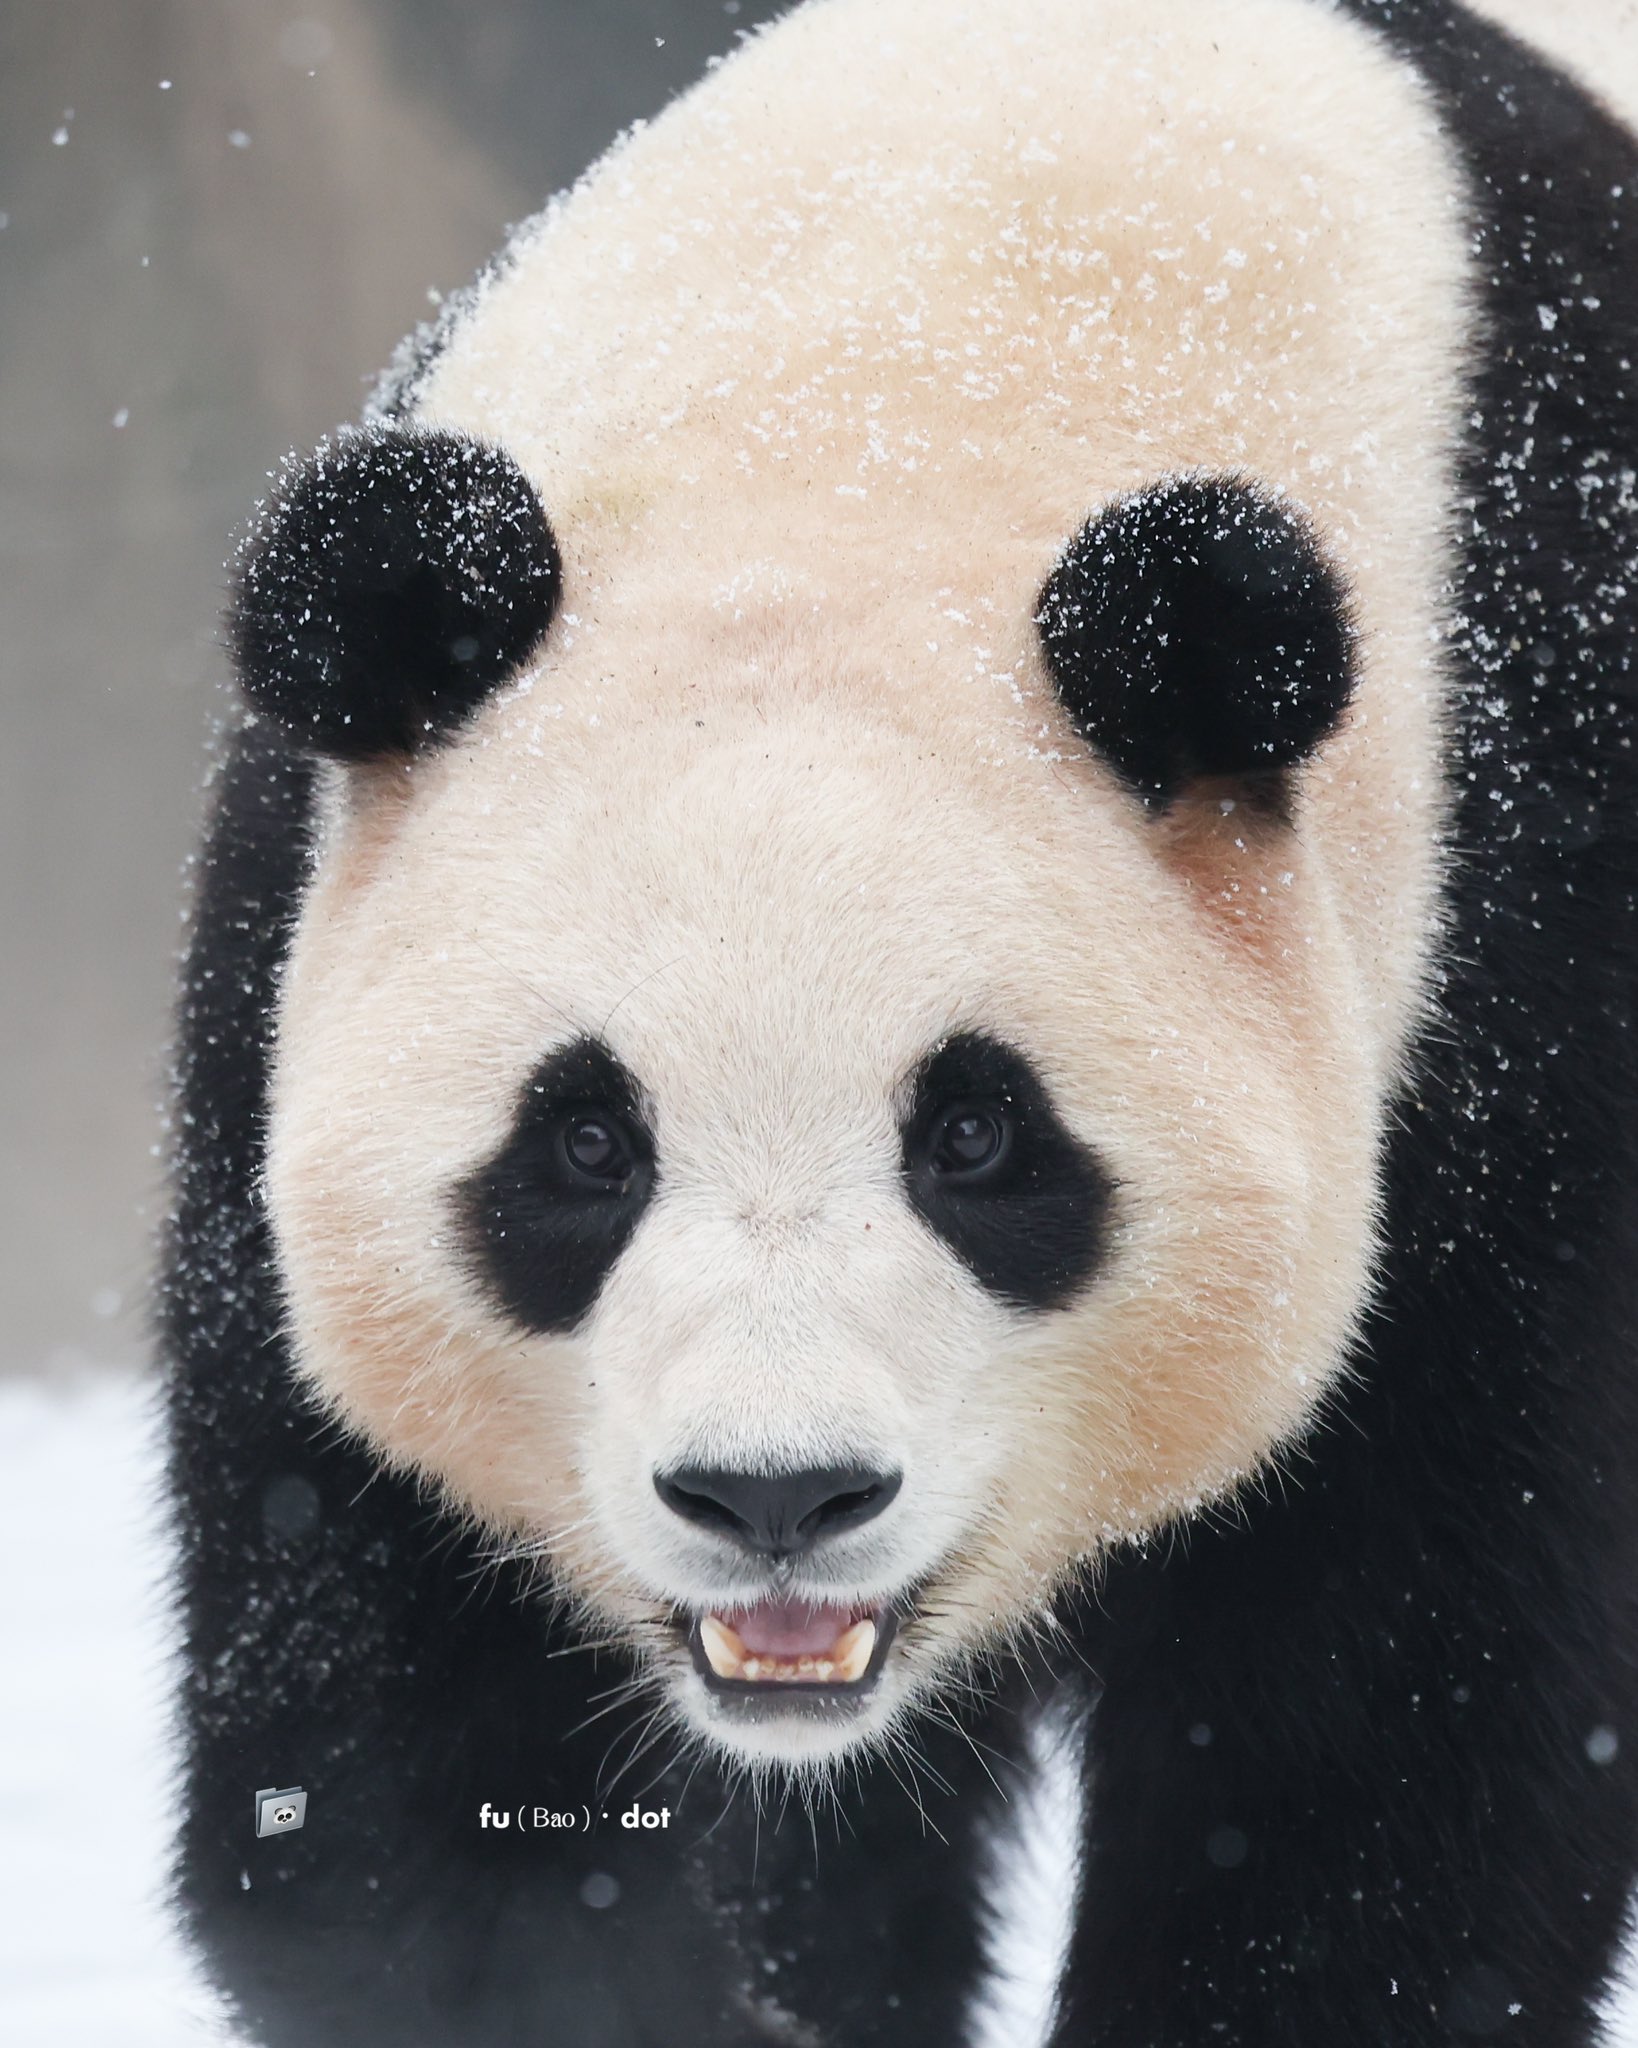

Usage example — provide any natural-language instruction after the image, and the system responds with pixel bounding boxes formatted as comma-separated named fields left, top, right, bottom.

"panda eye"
left=928, top=1103, right=1011, bottom=1181
left=559, top=1110, right=637, bottom=1186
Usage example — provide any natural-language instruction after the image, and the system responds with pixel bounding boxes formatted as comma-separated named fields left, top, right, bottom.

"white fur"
left=264, top=0, right=1475, bottom=1766
left=967, top=1696, right=1090, bottom=2048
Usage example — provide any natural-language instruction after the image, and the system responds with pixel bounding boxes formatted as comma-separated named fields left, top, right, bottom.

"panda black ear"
left=229, top=425, right=562, bottom=760
left=1034, top=474, right=1355, bottom=817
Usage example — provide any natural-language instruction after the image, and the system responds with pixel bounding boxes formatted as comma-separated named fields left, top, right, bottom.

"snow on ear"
left=1035, top=474, right=1355, bottom=816
left=228, top=425, right=561, bottom=760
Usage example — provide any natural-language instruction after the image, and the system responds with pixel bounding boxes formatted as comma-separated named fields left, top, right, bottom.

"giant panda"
left=163, top=0, right=1638, bottom=2042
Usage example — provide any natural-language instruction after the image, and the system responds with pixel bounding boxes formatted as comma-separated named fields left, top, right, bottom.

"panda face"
left=264, top=573, right=1385, bottom=1772
left=235, top=0, right=1466, bottom=1773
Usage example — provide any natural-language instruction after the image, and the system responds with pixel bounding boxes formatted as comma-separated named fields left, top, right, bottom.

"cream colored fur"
left=266, top=0, right=1474, bottom=1766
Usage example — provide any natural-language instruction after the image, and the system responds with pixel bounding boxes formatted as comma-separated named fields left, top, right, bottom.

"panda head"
left=241, top=424, right=1371, bottom=1775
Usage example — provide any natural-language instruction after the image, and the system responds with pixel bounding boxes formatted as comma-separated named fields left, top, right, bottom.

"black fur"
left=458, top=1036, right=658, bottom=1335
left=899, top=1029, right=1112, bottom=1312
left=1036, top=473, right=1355, bottom=814
left=229, top=426, right=560, bottom=760
left=1052, top=7, right=1638, bottom=2045
left=165, top=5, right=1638, bottom=2045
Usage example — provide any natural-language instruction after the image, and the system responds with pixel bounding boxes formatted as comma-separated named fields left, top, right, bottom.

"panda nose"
left=654, top=1464, right=901, bottom=1558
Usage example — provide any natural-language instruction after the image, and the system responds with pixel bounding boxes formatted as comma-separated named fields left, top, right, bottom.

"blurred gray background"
left=0, top=0, right=786, bottom=1380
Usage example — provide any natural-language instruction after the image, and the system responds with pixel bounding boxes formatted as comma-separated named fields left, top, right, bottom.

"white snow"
left=0, top=1375, right=232, bottom=2047
left=3, top=1373, right=1637, bottom=2045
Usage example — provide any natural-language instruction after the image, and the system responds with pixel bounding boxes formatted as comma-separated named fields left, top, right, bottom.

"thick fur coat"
left=166, top=2, right=1638, bottom=2040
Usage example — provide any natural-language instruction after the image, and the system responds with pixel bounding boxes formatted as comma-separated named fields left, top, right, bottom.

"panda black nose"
left=654, top=1464, right=901, bottom=1558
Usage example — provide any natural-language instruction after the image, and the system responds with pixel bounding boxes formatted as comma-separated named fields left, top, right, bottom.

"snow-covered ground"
left=4, top=1372, right=1638, bottom=2046
left=0, top=1375, right=231, bottom=2047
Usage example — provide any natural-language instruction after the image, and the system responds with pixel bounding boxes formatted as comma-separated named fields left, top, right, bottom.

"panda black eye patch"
left=899, top=1031, right=1112, bottom=1312
left=455, top=1036, right=656, bottom=1335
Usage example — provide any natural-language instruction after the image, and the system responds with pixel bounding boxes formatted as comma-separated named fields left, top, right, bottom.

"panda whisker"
left=581, top=1672, right=656, bottom=1709
left=779, top=1777, right=822, bottom=1875
left=772, top=1772, right=796, bottom=1842
left=817, top=1770, right=853, bottom=1844
left=690, top=1776, right=744, bottom=1848
left=541, top=1630, right=641, bottom=1661
left=1043, top=1613, right=1100, bottom=1684
left=875, top=1733, right=949, bottom=1845
left=469, top=936, right=580, bottom=1038
left=904, top=1735, right=957, bottom=1802
left=456, top=1528, right=544, bottom=1590
left=926, top=1702, right=1010, bottom=1801
left=450, top=1556, right=517, bottom=1612
left=501, top=1566, right=562, bottom=1614
left=749, top=1786, right=766, bottom=1887
left=562, top=1681, right=657, bottom=1743
left=621, top=1739, right=692, bottom=1816
left=596, top=952, right=691, bottom=1038
left=297, top=1402, right=359, bottom=1460
left=341, top=1461, right=387, bottom=1513
left=595, top=1735, right=671, bottom=1814
left=593, top=1701, right=676, bottom=1804
left=667, top=1741, right=717, bottom=1827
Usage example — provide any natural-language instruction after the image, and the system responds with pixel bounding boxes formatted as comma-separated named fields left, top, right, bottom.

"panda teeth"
left=696, top=1613, right=878, bottom=1684
left=830, top=1618, right=877, bottom=1683
left=698, top=1614, right=749, bottom=1679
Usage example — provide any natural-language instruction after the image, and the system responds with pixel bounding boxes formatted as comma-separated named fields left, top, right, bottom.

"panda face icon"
left=254, top=1786, right=307, bottom=1837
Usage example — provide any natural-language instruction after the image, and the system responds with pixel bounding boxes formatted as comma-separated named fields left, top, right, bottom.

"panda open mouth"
left=685, top=1598, right=898, bottom=1697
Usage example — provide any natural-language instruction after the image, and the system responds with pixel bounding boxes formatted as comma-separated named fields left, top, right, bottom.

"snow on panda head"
left=236, top=0, right=1461, bottom=1772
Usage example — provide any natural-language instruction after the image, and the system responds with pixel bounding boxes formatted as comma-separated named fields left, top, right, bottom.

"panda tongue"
left=722, top=1598, right=858, bottom=1658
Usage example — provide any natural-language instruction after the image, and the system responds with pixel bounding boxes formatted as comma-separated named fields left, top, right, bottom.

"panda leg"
left=1048, top=1433, right=1638, bottom=2045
